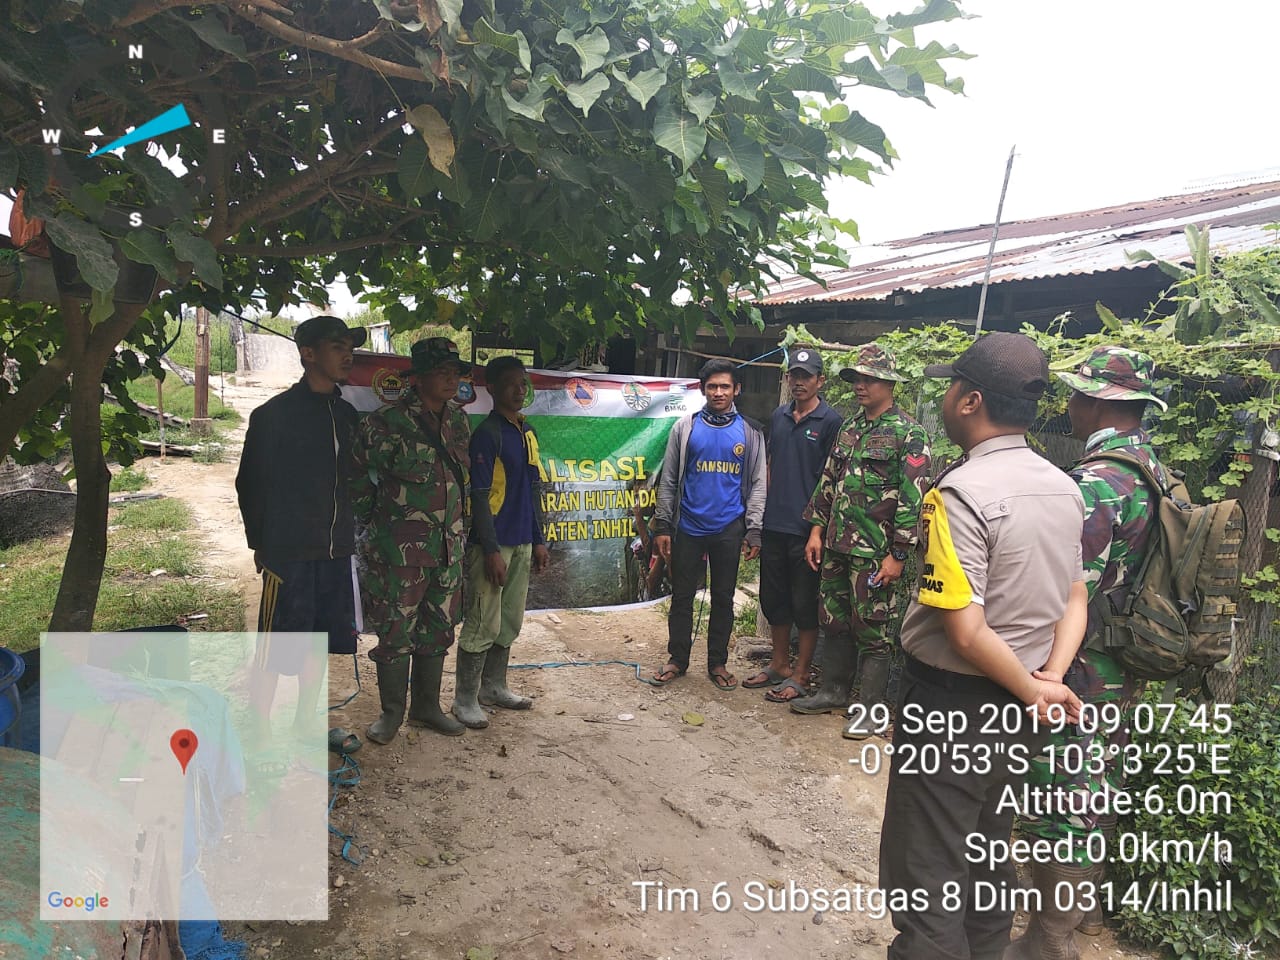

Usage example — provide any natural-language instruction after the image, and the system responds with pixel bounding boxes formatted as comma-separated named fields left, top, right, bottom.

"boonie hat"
left=787, top=345, right=824, bottom=377
left=409, top=336, right=471, bottom=375
left=1055, top=345, right=1168, bottom=411
left=295, top=315, right=368, bottom=348
left=924, top=332, right=1049, bottom=400
left=839, top=343, right=906, bottom=384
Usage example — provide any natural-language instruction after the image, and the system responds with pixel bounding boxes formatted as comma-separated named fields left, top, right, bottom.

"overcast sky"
left=829, top=0, right=1280, bottom=245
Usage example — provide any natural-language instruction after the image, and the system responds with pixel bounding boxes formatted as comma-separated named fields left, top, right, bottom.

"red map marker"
left=170, top=729, right=198, bottom=774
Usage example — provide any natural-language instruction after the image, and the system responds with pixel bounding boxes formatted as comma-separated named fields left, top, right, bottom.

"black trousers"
left=879, top=657, right=1051, bottom=960
left=666, top=517, right=745, bottom=672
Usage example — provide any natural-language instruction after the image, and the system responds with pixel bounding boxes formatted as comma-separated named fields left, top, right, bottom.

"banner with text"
left=346, top=354, right=704, bottom=608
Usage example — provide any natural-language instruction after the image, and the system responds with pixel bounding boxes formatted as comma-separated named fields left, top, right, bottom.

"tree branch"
left=230, top=215, right=421, bottom=258
left=220, top=116, right=406, bottom=241
left=118, top=0, right=292, bottom=28
left=230, top=3, right=424, bottom=81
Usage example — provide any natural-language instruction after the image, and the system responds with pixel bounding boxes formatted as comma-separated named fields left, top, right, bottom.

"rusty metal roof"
left=757, top=179, right=1280, bottom=305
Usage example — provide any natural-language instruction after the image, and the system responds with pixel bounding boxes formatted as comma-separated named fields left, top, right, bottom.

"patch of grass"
left=126, top=380, right=240, bottom=424
left=0, top=497, right=243, bottom=653
left=737, top=554, right=759, bottom=587
left=109, top=467, right=149, bottom=492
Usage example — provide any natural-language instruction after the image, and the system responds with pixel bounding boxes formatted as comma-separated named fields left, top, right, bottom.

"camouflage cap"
left=409, top=336, right=471, bottom=375
left=839, top=343, right=906, bottom=383
left=1055, top=345, right=1167, bottom=411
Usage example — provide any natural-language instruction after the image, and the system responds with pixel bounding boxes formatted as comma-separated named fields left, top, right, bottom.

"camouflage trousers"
left=1017, top=647, right=1145, bottom=864
left=818, top=551, right=898, bottom=654
left=362, top=559, right=464, bottom=663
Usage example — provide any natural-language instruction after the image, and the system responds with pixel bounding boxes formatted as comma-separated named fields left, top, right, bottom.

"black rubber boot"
left=789, top=635, right=855, bottom=715
left=366, top=657, right=410, bottom=745
left=450, top=650, right=490, bottom=729
left=479, top=644, right=533, bottom=710
left=1078, top=814, right=1116, bottom=935
left=1004, top=861, right=1086, bottom=960
left=405, top=654, right=465, bottom=736
left=842, top=651, right=892, bottom=739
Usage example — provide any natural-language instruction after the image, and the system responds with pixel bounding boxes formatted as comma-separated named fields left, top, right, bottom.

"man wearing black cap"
left=743, top=345, right=841, bottom=700
left=878, top=332, right=1087, bottom=960
left=236, top=315, right=366, bottom=741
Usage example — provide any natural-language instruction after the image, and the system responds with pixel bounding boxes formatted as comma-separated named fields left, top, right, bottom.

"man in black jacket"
left=236, top=315, right=365, bottom=739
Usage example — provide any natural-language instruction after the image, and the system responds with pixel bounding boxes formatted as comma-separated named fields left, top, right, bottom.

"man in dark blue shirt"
left=744, top=345, right=841, bottom=702
left=651, top=359, right=767, bottom=690
left=452, top=356, right=549, bottom=728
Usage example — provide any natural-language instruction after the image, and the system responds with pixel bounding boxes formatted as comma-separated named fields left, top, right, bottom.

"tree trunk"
left=47, top=299, right=147, bottom=632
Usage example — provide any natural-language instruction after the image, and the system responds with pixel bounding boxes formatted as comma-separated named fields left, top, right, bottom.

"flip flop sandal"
left=328, top=727, right=362, bottom=756
left=763, top=678, right=808, bottom=703
left=709, top=671, right=738, bottom=691
left=648, top=664, right=686, bottom=686
left=742, top=666, right=788, bottom=689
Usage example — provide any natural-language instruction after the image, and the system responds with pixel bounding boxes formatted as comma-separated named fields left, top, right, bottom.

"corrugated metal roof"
left=757, top=180, right=1280, bottom=305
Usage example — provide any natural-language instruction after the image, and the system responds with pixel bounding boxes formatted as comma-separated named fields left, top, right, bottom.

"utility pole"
left=974, top=145, right=1016, bottom=337
left=191, top=306, right=212, bottom=436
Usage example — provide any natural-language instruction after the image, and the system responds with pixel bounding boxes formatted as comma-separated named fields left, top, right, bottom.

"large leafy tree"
left=0, top=0, right=967, bottom=629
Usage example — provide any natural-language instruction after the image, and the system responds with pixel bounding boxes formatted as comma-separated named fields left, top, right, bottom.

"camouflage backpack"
left=1085, top=450, right=1245, bottom=680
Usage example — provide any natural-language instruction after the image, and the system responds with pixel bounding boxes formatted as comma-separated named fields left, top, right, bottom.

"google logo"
left=47, top=891, right=109, bottom=911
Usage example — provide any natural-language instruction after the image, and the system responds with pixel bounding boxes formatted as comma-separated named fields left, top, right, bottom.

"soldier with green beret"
left=792, top=343, right=932, bottom=738
left=352, top=337, right=473, bottom=742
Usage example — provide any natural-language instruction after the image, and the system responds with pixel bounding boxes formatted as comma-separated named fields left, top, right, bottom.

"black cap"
left=787, top=345, right=824, bottom=376
left=923, top=332, right=1049, bottom=400
left=295, top=315, right=367, bottom=348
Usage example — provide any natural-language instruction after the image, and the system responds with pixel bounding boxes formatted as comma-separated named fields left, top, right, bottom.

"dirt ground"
left=131, top=371, right=1155, bottom=960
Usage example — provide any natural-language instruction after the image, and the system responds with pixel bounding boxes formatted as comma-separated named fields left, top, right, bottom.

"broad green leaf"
left=373, top=0, right=426, bottom=30
left=120, top=228, right=179, bottom=283
left=1243, top=284, right=1280, bottom=326
left=653, top=109, right=706, bottom=171
left=887, top=0, right=968, bottom=30
left=473, top=18, right=531, bottom=72
left=817, top=11, right=877, bottom=47
left=735, top=28, right=777, bottom=64
left=397, top=137, right=435, bottom=196
left=614, top=67, right=666, bottom=110
left=716, top=59, right=758, bottom=100
left=693, top=161, right=729, bottom=224
left=45, top=213, right=118, bottom=292
left=787, top=64, right=840, bottom=97
left=407, top=104, right=456, bottom=175
left=684, top=90, right=717, bottom=125
left=461, top=183, right=503, bottom=241
left=539, top=148, right=592, bottom=188
left=501, top=77, right=550, bottom=121
left=710, top=128, right=765, bottom=193
left=555, top=28, right=609, bottom=76
left=565, top=73, right=610, bottom=115
left=89, top=287, right=114, bottom=326
left=166, top=226, right=222, bottom=289
left=1095, top=301, right=1122, bottom=332
left=184, top=14, right=248, bottom=60
left=832, top=112, right=894, bottom=163
left=437, top=0, right=464, bottom=31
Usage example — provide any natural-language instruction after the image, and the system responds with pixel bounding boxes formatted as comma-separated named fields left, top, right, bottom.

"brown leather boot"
left=1004, top=861, right=1087, bottom=960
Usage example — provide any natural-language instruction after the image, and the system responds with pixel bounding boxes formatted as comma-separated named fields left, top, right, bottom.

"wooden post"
left=156, top=377, right=166, bottom=461
left=191, top=307, right=212, bottom=436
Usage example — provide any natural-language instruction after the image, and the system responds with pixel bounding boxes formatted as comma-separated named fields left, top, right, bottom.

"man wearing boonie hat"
left=352, top=337, right=473, bottom=743
left=237, top=315, right=366, bottom=749
left=744, top=345, right=841, bottom=702
left=791, top=343, right=931, bottom=736
left=1009, top=346, right=1172, bottom=959
left=877, top=332, right=1087, bottom=960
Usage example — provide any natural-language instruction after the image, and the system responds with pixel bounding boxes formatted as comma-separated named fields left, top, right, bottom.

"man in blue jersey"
left=452, top=356, right=550, bottom=728
left=651, top=359, right=767, bottom=690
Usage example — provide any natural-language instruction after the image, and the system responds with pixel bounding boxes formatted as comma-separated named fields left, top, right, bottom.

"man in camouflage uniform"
left=352, top=338, right=472, bottom=743
left=1008, top=346, right=1170, bottom=960
left=791, top=344, right=931, bottom=739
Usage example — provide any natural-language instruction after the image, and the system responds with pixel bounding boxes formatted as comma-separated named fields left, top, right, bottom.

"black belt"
left=904, top=655, right=1012, bottom=698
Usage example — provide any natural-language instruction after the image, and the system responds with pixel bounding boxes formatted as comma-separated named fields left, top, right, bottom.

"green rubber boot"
left=790, top=635, right=856, bottom=715
left=1004, top=861, right=1086, bottom=960
left=450, top=650, right=490, bottom=729
left=479, top=644, right=533, bottom=710
left=407, top=654, right=465, bottom=736
left=366, top=657, right=410, bottom=745
left=842, top=652, right=892, bottom=740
